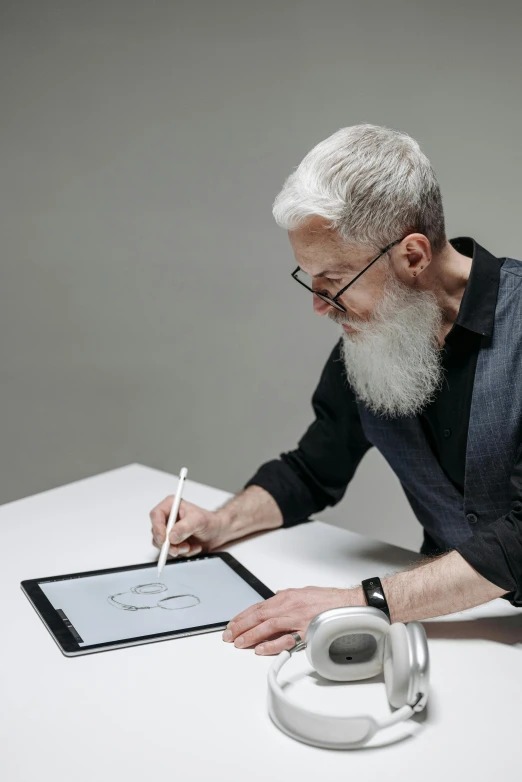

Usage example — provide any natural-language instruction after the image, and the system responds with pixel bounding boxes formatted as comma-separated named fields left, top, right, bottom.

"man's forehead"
left=288, top=216, right=338, bottom=247
left=288, top=219, right=362, bottom=274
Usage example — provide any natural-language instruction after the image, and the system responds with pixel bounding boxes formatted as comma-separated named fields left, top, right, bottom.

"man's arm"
left=221, top=550, right=508, bottom=656
left=215, top=496, right=508, bottom=620
left=221, top=550, right=509, bottom=656
left=214, top=485, right=283, bottom=543
left=453, top=445, right=522, bottom=608
left=381, top=550, right=508, bottom=623
left=382, top=442, right=522, bottom=619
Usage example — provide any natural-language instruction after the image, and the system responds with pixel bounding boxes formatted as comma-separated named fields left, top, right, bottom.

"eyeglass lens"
left=293, top=268, right=345, bottom=311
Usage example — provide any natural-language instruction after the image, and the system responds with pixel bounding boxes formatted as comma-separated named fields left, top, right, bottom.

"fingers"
left=150, top=495, right=179, bottom=545
left=151, top=535, right=203, bottom=558
left=224, top=616, right=293, bottom=649
left=254, top=635, right=300, bottom=656
left=222, top=598, right=284, bottom=643
left=167, top=518, right=205, bottom=547
left=169, top=538, right=203, bottom=558
left=150, top=498, right=195, bottom=547
left=221, top=589, right=307, bottom=655
left=225, top=593, right=283, bottom=637
left=150, top=497, right=208, bottom=549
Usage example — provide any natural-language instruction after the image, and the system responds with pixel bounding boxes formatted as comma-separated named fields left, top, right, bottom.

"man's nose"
left=313, top=293, right=334, bottom=315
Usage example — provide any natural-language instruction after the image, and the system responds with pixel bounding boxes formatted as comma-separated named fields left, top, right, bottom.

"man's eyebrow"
left=311, top=267, right=348, bottom=278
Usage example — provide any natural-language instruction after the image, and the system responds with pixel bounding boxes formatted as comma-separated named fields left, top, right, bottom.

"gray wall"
left=2, top=0, right=521, bottom=551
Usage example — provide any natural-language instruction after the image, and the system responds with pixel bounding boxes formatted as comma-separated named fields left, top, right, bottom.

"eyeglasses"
left=290, top=238, right=403, bottom=312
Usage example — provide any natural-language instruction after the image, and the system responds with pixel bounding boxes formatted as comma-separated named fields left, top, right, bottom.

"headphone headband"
left=267, top=606, right=429, bottom=749
left=268, top=650, right=414, bottom=749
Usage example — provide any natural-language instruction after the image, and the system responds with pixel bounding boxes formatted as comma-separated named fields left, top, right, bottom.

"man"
left=150, top=124, right=522, bottom=656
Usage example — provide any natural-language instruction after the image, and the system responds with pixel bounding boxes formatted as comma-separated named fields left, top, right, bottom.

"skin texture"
left=289, top=217, right=472, bottom=346
left=221, top=552, right=504, bottom=655
left=150, top=220, right=507, bottom=655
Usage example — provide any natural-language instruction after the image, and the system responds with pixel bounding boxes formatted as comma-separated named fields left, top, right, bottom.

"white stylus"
left=157, top=467, right=188, bottom=578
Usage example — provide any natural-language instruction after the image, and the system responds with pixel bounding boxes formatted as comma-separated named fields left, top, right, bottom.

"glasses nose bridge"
left=315, top=290, right=346, bottom=312
left=311, top=279, right=345, bottom=310
left=292, top=267, right=347, bottom=312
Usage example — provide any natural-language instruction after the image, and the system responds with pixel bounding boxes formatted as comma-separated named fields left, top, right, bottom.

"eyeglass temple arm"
left=332, top=238, right=402, bottom=304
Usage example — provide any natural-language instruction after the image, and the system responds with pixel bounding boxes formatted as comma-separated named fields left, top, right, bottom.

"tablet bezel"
left=21, top=552, right=274, bottom=656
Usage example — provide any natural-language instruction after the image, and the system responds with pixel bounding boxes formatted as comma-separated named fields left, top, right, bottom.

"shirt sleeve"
left=456, top=443, right=522, bottom=607
left=244, top=339, right=372, bottom=527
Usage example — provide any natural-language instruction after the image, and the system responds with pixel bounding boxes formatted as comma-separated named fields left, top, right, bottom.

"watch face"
left=362, top=578, right=390, bottom=617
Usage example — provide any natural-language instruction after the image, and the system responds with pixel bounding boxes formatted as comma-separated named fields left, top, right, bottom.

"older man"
left=150, top=124, right=522, bottom=655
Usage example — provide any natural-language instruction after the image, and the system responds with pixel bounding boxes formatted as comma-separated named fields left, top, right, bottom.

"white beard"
left=330, top=271, right=444, bottom=418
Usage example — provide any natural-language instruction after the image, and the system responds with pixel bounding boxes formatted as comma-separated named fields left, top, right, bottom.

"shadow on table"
left=347, top=543, right=522, bottom=645
left=346, top=541, right=423, bottom=569
left=422, top=614, right=522, bottom=645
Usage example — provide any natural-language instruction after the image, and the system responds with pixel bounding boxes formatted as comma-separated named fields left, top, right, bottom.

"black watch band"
left=361, top=577, right=390, bottom=620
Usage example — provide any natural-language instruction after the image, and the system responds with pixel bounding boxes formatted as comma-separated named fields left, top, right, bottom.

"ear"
left=393, top=233, right=432, bottom=280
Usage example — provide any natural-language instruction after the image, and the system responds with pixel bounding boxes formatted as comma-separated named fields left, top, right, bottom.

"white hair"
left=272, top=124, right=446, bottom=252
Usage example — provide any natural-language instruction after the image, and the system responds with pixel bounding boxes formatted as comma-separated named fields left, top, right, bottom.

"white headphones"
left=267, top=606, right=429, bottom=750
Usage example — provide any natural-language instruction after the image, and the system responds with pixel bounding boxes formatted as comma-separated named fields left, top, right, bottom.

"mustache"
left=328, top=309, right=369, bottom=330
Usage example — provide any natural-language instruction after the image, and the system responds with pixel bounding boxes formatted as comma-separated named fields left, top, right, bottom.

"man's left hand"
left=222, top=585, right=365, bottom=656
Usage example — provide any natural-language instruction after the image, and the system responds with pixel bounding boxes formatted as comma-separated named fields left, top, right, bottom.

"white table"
left=2, top=464, right=521, bottom=780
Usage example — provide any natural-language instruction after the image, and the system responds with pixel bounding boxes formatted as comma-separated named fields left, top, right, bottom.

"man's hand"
left=149, top=485, right=283, bottom=559
left=221, top=552, right=509, bottom=657
left=222, top=585, right=365, bottom=656
left=150, top=497, right=229, bottom=558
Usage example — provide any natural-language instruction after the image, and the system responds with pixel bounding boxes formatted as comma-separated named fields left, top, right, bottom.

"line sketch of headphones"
left=267, top=606, right=429, bottom=750
left=107, top=582, right=200, bottom=611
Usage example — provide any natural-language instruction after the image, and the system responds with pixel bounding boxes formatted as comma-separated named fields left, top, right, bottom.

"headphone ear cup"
left=305, top=607, right=390, bottom=682
left=383, top=623, right=413, bottom=709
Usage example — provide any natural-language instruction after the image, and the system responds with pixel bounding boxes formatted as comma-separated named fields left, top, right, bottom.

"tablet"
left=21, top=552, right=274, bottom=656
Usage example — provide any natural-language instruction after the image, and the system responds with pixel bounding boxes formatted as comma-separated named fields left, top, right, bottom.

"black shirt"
left=245, top=237, right=522, bottom=607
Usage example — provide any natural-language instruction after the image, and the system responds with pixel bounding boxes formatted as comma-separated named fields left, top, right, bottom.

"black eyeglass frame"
left=290, top=238, right=403, bottom=312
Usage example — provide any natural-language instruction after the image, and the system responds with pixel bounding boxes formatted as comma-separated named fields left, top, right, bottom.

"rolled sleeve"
left=456, top=502, right=522, bottom=607
left=244, top=458, right=320, bottom=526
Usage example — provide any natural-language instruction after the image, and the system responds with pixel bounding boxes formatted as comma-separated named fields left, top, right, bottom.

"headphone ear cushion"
left=383, top=623, right=413, bottom=709
left=306, top=607, right=390, bottom=682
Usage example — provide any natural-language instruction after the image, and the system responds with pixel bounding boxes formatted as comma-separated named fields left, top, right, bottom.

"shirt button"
left=512, top=500, right=522, bottom=513
left=466, top=513, right=478, bottom=524
left=443, top=428, right=451, bottom=439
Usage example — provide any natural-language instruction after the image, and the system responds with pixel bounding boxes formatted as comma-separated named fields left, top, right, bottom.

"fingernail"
left=222, top=630, right=232, bottom=642
left=234, top=636, right=244, bottom=648
left=255, top=646, right=265, bottom=655
left=179, top=545, right=189, bottom=554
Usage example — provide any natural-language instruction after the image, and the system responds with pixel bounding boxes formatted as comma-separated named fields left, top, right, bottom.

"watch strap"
left=361, top=576, right=390, bottom=620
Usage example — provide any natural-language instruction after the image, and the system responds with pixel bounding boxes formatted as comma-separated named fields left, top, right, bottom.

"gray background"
left=2, top=0, right=521, bottom=550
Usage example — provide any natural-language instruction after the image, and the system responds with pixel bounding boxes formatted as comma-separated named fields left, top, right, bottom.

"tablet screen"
left=38, top=556, right=266, bottom=647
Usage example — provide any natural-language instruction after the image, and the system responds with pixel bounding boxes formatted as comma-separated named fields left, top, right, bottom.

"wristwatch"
left=361, top=576, right=391, bottom=620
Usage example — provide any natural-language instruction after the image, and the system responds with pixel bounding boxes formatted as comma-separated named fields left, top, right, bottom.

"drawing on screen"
left=107, top=582, right=200, bottom=611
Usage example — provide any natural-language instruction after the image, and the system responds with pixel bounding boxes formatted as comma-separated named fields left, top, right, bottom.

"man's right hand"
left=150, top=497, right=228, bottom=558
left=150, top=484, right=284, bottom=560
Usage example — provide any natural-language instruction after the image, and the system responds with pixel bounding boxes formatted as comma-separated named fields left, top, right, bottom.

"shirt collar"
left=449, top=236, right=503, bottom=337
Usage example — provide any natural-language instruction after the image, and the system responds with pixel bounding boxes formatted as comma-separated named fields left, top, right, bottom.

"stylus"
left=157, top=467, right=188, bottom=578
